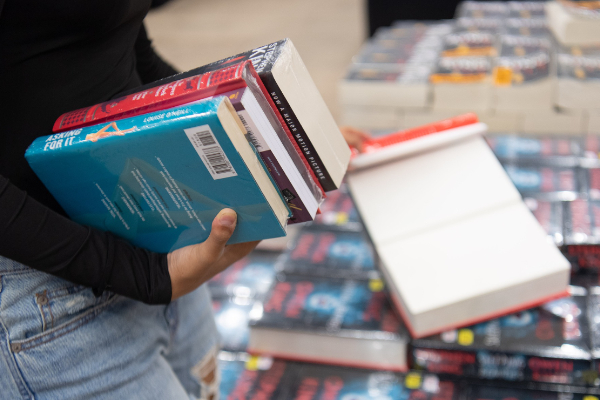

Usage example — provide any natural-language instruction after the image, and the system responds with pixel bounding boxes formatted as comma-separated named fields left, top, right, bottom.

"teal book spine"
left=25, top=97, right=287, bottom=253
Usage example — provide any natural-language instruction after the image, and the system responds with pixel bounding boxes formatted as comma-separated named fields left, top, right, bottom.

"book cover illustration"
left=430, top=57, right=492, bottom=84
left=276, top=229, right=378, bottom=280
left=502, top=164, right=581, bottom=198
left=503, top=18, right=551, bottom=38
left=493, top=36, right=552, bottom=86
left=456, top=2, right=509, bottom=18
left=26, top=99, right=287, bottom=253
left=309, top=184, right=363, bottom=232
left=251, top=275, right=405, bottom=340
left=285, top=365, right=459, bottom=400
left=442, top=30, right=497, bottom=58
left=212, top=298, right=257, bottom=352
left=463, top=383, right=594, bottom=400
left=508, top=2, right=547, bottom=18
left=558, top=50, right=600, bottom=82
left=411, top=288, right=593, bottom=385
left=218, top=353, right=292, bottom=400
left=208, top=250, right=278, bottom=300
left=524, top=198, right=564, bottom=245
left=564, top=199, right=599, bottom=245
left=486, top=134, right=582, bottom=163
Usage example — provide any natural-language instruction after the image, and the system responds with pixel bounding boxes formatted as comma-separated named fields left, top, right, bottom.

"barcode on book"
left=184, top=125, right=237, bottom=180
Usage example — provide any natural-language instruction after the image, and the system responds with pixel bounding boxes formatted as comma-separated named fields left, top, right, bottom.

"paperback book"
left=275, top=229, right=378, bottom=280
left=248, top=275, right=409, bottom=371
left=26, top=98, right=290, bottom=252
left=411, top=287, right=593, bottom=385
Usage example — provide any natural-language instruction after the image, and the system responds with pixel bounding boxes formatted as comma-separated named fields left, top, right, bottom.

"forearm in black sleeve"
left=134, top=22, right=178, bottom=84
left=0, top=175, right=172, bottom=304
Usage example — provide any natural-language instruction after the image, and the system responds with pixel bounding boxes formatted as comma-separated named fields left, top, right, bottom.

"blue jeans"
left=0, top=256, right=220, bottom=400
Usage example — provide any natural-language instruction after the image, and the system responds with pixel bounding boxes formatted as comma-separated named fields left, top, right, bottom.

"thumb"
left=201, top=208, right=237, bottom=261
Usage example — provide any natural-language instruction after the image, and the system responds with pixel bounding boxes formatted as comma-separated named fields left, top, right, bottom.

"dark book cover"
left=524, top=198, right=563, bottom=245
left=276, top=229, right=378, bottom=280
left=441, top=30, right=497, bottom=57
left=463, top=382, right=592, bottom=400
left=486, top=134, right=582, bottom=164
left=308, top=183, right=363, bottom=232
left=502, top=163, right=581, bottom=198
left=251, top=275, right=405, bottom=340
left=212, top=298, right=256, bottom=352
left=285, top=366, right=460, bottom=400
left=218, top=353, right=293, bottom=400
left=411, top=288, right=593, bottom=385
left=208, top=250, right=278, bottom=300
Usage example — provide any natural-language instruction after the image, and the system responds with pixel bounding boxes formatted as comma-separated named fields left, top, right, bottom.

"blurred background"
left=145, top=0, right=367, bottom=122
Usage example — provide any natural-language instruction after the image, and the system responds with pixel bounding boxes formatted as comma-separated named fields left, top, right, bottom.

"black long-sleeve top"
left=0, top=0, right=180, bottom=304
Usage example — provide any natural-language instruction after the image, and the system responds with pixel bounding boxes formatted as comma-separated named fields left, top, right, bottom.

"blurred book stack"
left=339, top=1, right=600, bottom=136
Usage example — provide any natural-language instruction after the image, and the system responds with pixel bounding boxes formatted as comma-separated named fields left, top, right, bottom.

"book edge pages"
left=272, top=38, right=351, bottom=189
left=217, top=98, right=289, bottom=231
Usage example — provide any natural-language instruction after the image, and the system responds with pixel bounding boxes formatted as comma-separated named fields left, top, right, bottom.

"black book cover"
left=463, top=382, right=592, bottom=400
left=118, top=39, right=338, bottom=192
left=285, top=365, right=460, bottom=400
left=308, top=183, right=363, bottom=232
left=208, top=250, right=278, bottom=300
left=411, top=288, right=593, bottom=385
left=276, top=229, right=378, bottom=280
left=251, top=275, right=406, bottom=341
left=218, top=353, right=293, bottom=400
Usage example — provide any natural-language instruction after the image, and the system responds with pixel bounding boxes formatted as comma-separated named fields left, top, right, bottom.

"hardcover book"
left=25, top=98, right=289, bottom=252
left=275, top=229, right=378, bottom=280
left=411, top=287, right=593, bottom=385
left=208, top=250, right=278, bottom=300
left=248, top=275, right=409, bottom=371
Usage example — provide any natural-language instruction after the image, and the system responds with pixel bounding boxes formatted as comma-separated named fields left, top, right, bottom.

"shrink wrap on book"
left=27, top=98, right=291, bottom=252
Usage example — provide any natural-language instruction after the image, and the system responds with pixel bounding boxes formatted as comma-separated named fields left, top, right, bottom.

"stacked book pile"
left=25, top=39, right=352, bottom=252
left=210, top=175, right=600, bottom=399
left=339, top=1, right=600, bottom=136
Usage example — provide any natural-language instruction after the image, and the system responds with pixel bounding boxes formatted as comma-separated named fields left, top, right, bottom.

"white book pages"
left=378, top=202, right=570, bottom=336
left=348, top=135, right=520, bottom=245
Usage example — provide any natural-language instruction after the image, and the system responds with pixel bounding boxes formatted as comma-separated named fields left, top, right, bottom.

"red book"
left=53, top=61, right=325, bottom=198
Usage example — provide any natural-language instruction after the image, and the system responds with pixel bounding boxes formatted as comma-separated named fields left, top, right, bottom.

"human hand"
left=339, top=126, right=371, bottom=153
left=167, top=208, right=259, bottom=300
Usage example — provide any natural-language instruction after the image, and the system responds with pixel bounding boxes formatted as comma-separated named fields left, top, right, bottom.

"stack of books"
left=25, top=39, right=351, bottom=252
left=547, top=0, right=600, bottom=46
left=338, top=1, right=600, bottom=136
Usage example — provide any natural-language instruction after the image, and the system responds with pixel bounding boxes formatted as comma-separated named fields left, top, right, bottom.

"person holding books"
left=0, top=1, right=370, bottom=398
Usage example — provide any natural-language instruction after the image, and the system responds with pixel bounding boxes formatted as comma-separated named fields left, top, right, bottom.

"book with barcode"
left=25, top=97, right=290, bottom=252
left=248, top=274, right=409, bottom=371
left=411, top=286, right=594, bottom=386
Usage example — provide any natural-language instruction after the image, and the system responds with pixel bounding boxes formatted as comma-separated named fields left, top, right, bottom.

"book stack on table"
left=339, top=1, right=600, bottom=136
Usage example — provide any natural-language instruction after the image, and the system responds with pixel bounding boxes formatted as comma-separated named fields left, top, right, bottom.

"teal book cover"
left=26, top=97, right=288, bottom=253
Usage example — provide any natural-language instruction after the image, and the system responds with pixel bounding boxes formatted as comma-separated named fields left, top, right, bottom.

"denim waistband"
left=0, top=256, right=32, bottom=273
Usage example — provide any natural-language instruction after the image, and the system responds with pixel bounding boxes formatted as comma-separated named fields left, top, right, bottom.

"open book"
left=347, top=115, right=571, bottom=338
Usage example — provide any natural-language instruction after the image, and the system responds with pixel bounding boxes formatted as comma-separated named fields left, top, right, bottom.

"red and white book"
left=347, top=115, right=571, bottom=338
